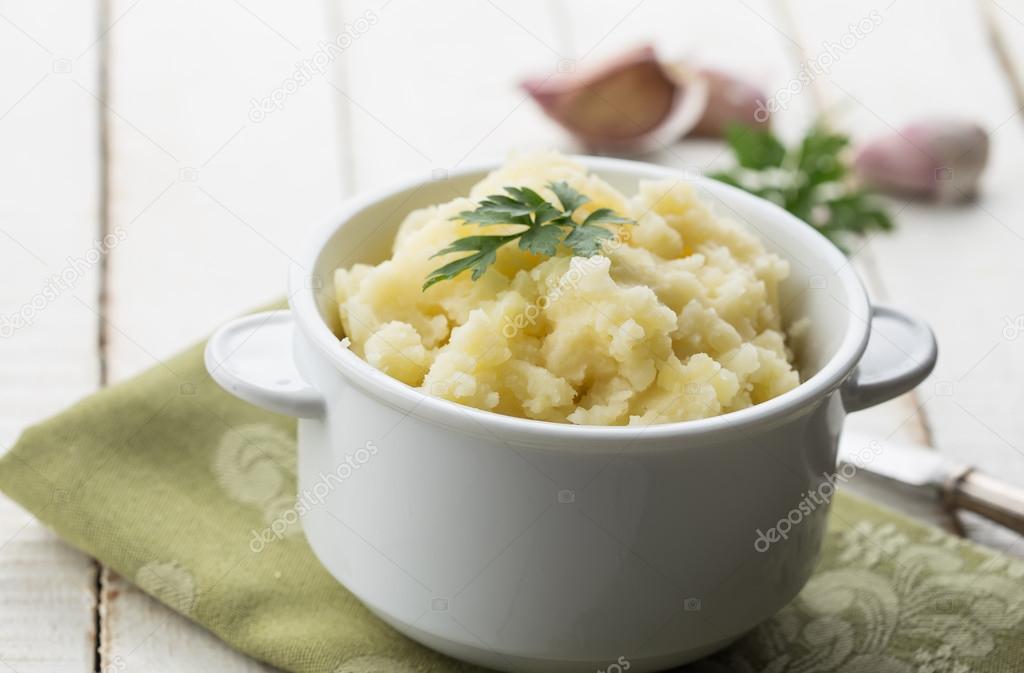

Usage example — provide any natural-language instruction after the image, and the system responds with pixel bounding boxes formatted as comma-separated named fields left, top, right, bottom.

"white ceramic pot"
left=205, top=157, right=936, bottom=673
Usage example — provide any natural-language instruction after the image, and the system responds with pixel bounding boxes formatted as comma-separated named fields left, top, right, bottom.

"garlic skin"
left=854, top=119, right=989, bottom=202
left=689, top=68, right=771, bottom=137
left=522, top=45, right=707, bottom=153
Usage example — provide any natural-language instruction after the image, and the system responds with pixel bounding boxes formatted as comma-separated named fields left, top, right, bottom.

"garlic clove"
left=522, top=45, right=708, bottom=154
left=688, top=67, right=771, bottom=137
left=854, top=119, right=989, bottom=202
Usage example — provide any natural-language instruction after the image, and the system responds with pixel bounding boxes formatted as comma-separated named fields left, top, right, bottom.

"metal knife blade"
left=838, top=433, right=1024, bottom=535
left=837, top=432, right=968, bottom=493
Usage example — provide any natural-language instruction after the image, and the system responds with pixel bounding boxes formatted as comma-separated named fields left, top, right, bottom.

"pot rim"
left=288, top=155, right=870, bottom=444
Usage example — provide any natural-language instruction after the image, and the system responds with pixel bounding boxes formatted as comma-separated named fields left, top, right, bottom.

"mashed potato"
left=334, top=152, right=800, bottom=426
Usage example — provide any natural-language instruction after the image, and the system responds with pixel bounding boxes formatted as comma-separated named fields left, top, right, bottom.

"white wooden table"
left=2, top=0, right=1024, bottom=670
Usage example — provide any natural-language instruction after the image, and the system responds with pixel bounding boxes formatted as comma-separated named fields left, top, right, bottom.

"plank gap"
left=94, top=0, right=115, bottom=669
left=91, top=559, right=102, bottom=673
left=95, top=0, right=113, bottom=391
left=981, top=0, right=1024, bottom=116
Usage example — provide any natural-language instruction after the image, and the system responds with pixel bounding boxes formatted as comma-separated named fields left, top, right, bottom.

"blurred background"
left=2, top=0, right=1024, bottom=670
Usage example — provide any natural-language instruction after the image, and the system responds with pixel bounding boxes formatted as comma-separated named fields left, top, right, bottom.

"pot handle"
left=204, top=310, right=325, bottom=418
left=842, top=305, right=937, bottom=412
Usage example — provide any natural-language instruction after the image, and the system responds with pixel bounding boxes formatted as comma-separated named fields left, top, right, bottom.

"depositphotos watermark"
left=501, top=227, right=632, bottom=339
left=754, top=439, right=883, bottom=553
left=0, top=225, right=128, bottom=339
left=249, top=440, right=379, bottom=552
left=102, top=655, right=126, bottom=673
left=248, top=10, right=378, bottom=123
left=501, top=255, right=605, bottom=339
left=754, top=10, right=883, bottom=122
left=1002, top=314, right=1024, bottom=340
left=596, top=656, right=631, bottom=673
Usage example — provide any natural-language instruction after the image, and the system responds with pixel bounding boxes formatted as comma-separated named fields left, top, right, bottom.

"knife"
left=838, top=433, right=1024, bottom=536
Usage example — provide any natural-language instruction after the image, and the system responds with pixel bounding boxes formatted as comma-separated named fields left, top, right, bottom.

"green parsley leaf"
left=564, top=224, right=615, bottom=257
left=422, top=234, right=517, bottom=290
left=711, top=124, right=896, bottom=252
left=581, top=208, right=632, bottom=227
left=518, top=223, right=565, bottom=257
left=725, top=124, right=787, bottom=169
left=550, top=180, right=590, bottom=213
left=423, top=181, right=632, bottom=290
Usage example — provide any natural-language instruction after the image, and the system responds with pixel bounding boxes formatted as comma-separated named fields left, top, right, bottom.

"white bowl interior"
left=308, top=160, right=863, bottom=384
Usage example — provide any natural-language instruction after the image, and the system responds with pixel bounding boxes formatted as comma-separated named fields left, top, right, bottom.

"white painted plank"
left=0, top=1, right=103, bottom=670
left=333, top=0, right=565, bottom=193
left=99, top=0, right=346, bottom=669
left=0, top=5, right=102, bottom=447
left=0, top=498, right=97, bottom=673
left=102, top=0, right=346, bottom=381
left=784, top=0, right=1024, bottom=549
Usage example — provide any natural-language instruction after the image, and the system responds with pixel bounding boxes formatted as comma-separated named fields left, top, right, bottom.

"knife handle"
left=946, top=469, right=1024, bottom=536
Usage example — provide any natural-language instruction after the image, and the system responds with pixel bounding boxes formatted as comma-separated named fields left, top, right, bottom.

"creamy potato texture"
left=334, top=152, right=800, bottom=425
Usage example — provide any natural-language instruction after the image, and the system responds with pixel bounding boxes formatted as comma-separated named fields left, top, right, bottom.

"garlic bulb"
left=854, top=119, right=989, bottom=202
left=522, top=45, right=707, bottom=154
left=690, top=68, right=771, bottom=137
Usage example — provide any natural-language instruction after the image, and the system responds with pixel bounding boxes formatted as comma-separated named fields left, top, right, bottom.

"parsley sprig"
left=423, top=181, right=631, bottom=290
left=710, top=124, right=894, bottom=252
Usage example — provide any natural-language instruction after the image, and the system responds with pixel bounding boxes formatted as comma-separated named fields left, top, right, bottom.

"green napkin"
left=2, top=329, right=1023, bottom=673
